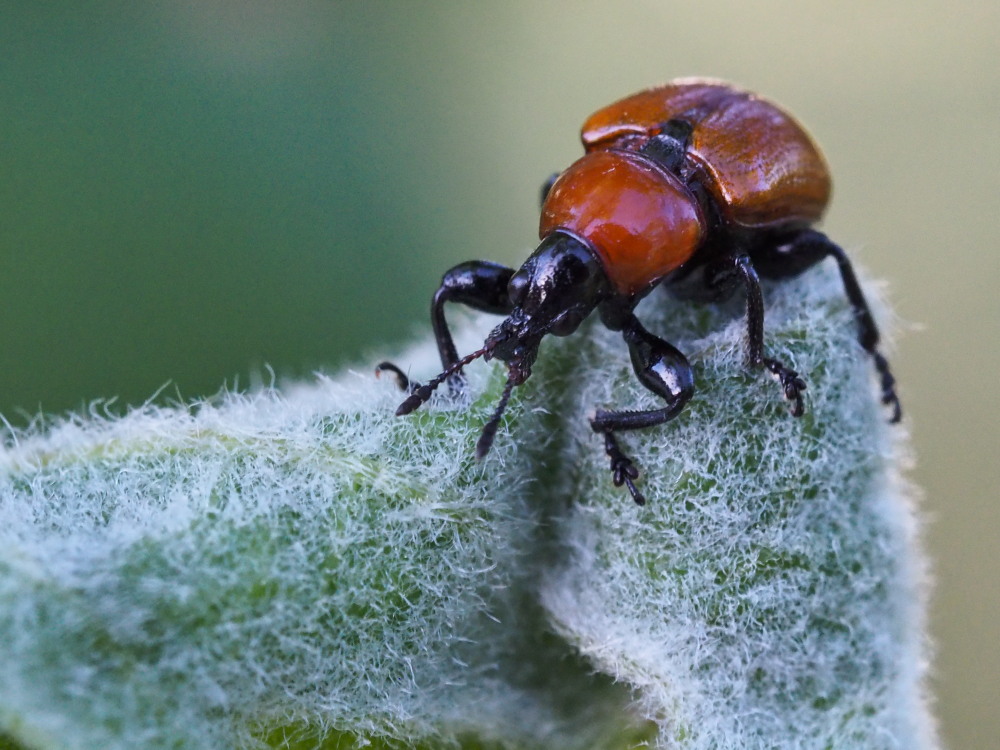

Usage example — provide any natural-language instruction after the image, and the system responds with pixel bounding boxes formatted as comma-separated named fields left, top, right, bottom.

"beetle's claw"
left=763, top=357, right=807, bottom=418
left=872, top=351, right=902, bottom=423
left=621, top=474, right=646, bottom=506
left=602, top=431, right=646, bottom=505
left=883, top=393, right=902, bottom=424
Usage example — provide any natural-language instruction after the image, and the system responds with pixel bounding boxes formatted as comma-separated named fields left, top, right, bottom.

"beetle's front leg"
left=589, top=314, right=694, bottom=505
left=377, top=260, right=516, bottom=394
left=707, top=254, right=808, bottom=417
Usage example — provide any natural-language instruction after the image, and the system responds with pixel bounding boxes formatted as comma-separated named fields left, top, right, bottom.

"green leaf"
left=0, top=266, right=934, bottom=749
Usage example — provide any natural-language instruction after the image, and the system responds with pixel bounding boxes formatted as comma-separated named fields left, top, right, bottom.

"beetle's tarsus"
left=623, top=475, right=646, bottom=506
left=872, top=351, right=902, bottom=423
left=603, top=431, right=646, bottom=505
left=763, top=357, right=807, bottom=417
left=884, top=394, right=902, bottom=424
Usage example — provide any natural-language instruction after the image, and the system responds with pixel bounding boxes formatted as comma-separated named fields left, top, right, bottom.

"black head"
left=465, top=231, right=608, bottom=457
left=484, top=231, right=609, bottom=385
left=393, top=231, right=609, bottom=459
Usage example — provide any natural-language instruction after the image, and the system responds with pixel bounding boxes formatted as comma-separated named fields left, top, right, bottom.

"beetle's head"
left=453, top=231, right=607, bottom=457
left=393, top=231, right=609, bottom=460
left=484, top=231, right=608, bottom=385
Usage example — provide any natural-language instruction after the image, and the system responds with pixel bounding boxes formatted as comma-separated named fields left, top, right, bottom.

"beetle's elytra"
left=378, top=78, right=900, bottom=505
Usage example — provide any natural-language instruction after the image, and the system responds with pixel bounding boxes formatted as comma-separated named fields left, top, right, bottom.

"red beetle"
left=379, top=79, right=900, bottom=505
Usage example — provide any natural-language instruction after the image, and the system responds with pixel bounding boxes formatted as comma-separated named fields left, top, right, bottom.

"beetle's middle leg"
left=706, top=254, right=808, bottom=417
left=589, top=314, right=694, bottom=505
left=751, top=229, right=901, bottom=422
left=377, top=260, right=516, bottom=395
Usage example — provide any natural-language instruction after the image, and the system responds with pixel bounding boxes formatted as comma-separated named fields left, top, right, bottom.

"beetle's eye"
left=507, top=271, right=529, bottom=306
left=550, top=308, right=585, bottom=337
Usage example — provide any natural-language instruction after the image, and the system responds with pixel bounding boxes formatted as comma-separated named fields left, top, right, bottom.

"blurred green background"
left=1, top=2, right=995, bottom=747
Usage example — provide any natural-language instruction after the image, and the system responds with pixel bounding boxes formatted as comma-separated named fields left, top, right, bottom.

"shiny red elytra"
left=579, top=80, right=832, bottom=229
left=378, top=79, right=900, bottom=505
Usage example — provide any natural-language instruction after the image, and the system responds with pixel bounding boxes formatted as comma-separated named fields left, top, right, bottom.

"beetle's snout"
left=484, top=314, right=540, bottom=384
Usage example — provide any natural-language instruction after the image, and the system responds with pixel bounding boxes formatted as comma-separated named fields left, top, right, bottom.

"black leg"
left=602, top=431, right=643, bottom=504
left=752, top=230, right=901, bottom=422
left=589, top=314, right=695, bottom=505
left=377, top=260, right=517, bottom=396
left=431, top=261, right=516, bottom=374
left=706, top=254, right=808, bottom=417
left=374, top=361, right=414, bottom=392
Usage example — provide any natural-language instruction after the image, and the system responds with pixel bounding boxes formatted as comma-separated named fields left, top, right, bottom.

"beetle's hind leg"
left=752, top=230, right=901, bottom=422
left=589, top=314, right=695, bottom=505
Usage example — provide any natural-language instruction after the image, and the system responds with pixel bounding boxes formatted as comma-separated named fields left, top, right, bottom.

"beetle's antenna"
left=396, top=346, right=489, bottom=416
left=475, top=372, right=516, bottom=460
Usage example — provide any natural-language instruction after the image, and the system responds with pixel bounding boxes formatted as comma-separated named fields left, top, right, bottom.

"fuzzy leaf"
left=0, top=265, right=934, bottom=750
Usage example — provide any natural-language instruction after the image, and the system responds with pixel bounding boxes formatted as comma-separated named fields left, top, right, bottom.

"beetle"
left=377, top=78, right=900, bottom=505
